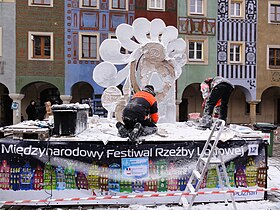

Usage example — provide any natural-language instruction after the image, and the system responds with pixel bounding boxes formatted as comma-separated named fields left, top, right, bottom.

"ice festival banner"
left=0, top=138, right=267, bottom=204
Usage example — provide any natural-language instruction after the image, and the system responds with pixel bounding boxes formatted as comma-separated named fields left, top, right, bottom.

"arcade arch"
left=20, top=82, right=61, bottom=120
left=257, top=86, right=280, bottom=124
left=179, top=83, right=253, bottom=124
left=0, top=83, right=12, bottom=126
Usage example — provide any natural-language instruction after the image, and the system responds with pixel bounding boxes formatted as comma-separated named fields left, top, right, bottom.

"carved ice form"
left=93, top=18, right=186, bottom=123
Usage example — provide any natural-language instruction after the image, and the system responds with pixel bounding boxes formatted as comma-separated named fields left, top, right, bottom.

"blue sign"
left=122, top=157, right=149, bottom=179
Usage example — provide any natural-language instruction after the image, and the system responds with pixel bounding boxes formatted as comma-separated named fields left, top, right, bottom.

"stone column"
left=9, top=93, right=25, bottom=125
left=60, top=95, right=72, bottom=104
left=249, top=101, right=260, bottom=125
left=176, top=99, right=182, bottom=122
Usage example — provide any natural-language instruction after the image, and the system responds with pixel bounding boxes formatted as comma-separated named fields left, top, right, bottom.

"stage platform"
left=0, top=119, right=268, bottom=206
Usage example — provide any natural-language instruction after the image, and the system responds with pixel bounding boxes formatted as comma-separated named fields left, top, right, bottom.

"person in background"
left=200, top=83, right=221, bottom=118
left=199, top=76, right=234, bottom=129
left=26, top=100, right=37, bottom=120
left=45, top=101, right=53, bottom=119
left=116, top=85, right=159, bottom=142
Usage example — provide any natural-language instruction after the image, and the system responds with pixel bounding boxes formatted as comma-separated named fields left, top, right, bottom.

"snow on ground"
left=72, top=117, right=263, bottom=143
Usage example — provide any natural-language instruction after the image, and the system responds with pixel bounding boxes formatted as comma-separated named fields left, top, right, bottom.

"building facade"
left=135, top=0, right=177, bottom=27
left=65, top=0, right=134, bottom=115
left=177, top=0, right=218, bottom=121
left=256, top=0, right=280, bottom=124
left=15, top=0, right=65, bottom=122
left=0, top=0, right=15, bottom=126
left=0, top=0, right=279, bottom=125
left=217, top=0, right=258, bottom=124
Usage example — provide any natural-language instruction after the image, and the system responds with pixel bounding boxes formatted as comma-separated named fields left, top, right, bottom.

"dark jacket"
left=123, top=90, right=159, bottom=125
left=26, top=101, right=37, bottom=120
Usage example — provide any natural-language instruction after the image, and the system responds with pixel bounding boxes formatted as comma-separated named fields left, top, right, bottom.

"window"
left=269, top=3, right=280, bottom=23
left=110, top=0, right=127, bottom=10
left=0, top=27, right=2, bottom=57
left=189, top=41, right=203, bottom=60
left=231, top=2, right=241, bottom=16
left=79, top=32, right=99, bottom=60
left=148, top=0, right=165, bottom=10
left=28, top=32, right=53, bottom=60
left=228, top=41, right=245, bottom=64
left=186, top=36, right=208, bottom=64
left=268, top=47, right=280, bottom=69
left=229, top=0, right=245, bottom=18
left=79, top=0, right=99, bottom=9
left=29, top=0, right=53, bottom=7
left=189, top=0, right=206, bottom=15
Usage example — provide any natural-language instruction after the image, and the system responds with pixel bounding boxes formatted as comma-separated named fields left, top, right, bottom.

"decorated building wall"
left=0, top=0, right=15, bottom=126
left=134, top=0, right=177, bottom=27
left=176, top=0, right=218, bottom=121
left=16, top=0, right=65, bottom=94
left=255, top=0, right=280, bottom=124
left=0, top=0, right=16, bottom=94
left=217, top=0, right=257, bottom=101
left=65, top=0, right=134, bottom=110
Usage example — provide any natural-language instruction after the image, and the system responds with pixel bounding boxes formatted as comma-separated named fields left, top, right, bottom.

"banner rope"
left=1, top=187, right=280, bottom=205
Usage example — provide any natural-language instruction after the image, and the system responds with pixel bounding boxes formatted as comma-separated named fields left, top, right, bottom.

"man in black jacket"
left=199, top=76, right=234, bottom=129
left=116, top=85, right=158, bottom=141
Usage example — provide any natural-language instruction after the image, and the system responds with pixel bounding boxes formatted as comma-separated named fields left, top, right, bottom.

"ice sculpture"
left=93, top=18, right=186, bottom=123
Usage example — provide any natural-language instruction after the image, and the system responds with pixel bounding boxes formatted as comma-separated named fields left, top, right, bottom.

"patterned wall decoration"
left=101, top=0, right=109, bottom=10
left=217, top=0, right=257, bottom=98
left=178, top=17, right=216, bottom=36
left=272, top=72, right=280, bottom=82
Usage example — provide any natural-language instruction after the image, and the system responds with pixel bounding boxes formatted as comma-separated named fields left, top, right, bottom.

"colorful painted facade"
left=177, top=0, right=218, bottom=122
left=235, top=167, right=247, bottom=187
left=167, top=162, right=178, bottom=191
left=206, top=168, right=218, bottom=188
left=246, top=158, right=258, bottom=187
left=255, top=0, right=280, bottom=123
left=0, top=160, right=10, bottom=190
left=135, top=0, right=177, bottom=27
left=99, top=164, right=108, bottom=193
left=87, top=162, right=100, bottom=190
left=132, top=179, right=144, bottom=192
left=10, top=165, right=20, bottom=191
left=64, top=0, right=134, bottom=115
left=20, top=163, right=33, bottom=190
left=65, top=165, right=76, bottom=189
left=76, top=171, right=89, bottom=190
left=227, top=161, right=236, bottom=187
left=144, top=160, right=157, bottom=192
left=156, top=160, right=167, bottom=192
left=178, top=174, right=187, bottom=191
left=0, top=0, right=15, bottom=126
left=56, top=166, right=66, bottom=190
left=44, top=162, right=56, bottom=190
left=33, top=165, right=44, bottom=190
left=108, top=163, right=121, bottom=192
